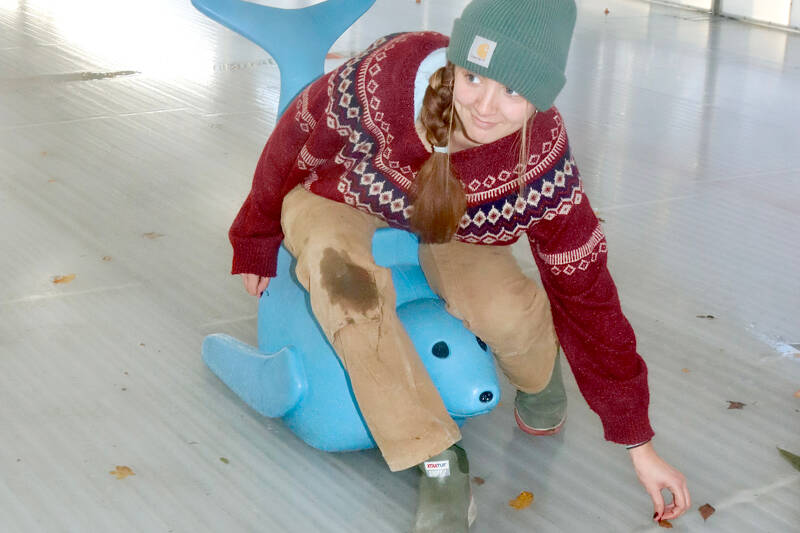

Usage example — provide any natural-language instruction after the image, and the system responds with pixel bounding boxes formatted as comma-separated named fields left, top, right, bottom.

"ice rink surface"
left=1, top=0, right=798, bottom=531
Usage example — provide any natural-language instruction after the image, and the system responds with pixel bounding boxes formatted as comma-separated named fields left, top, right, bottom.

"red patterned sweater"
left=230, top=32, right=654, bottom=445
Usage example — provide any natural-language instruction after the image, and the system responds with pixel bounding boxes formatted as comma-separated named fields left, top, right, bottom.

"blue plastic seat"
left=204, top=229, right=500, bottom=452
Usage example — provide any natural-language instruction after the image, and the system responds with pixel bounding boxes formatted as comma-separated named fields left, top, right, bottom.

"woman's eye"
left=505, top=87, right=519, bottom=96
left=466, top=73, right=480, bottom=84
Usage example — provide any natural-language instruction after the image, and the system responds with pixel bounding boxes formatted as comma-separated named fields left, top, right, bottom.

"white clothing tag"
left=423, top=459, right=451, bottom=478
left=467, top=35, right=497, bottom=68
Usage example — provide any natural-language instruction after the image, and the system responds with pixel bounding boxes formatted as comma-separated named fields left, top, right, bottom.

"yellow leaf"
left=109, top=465, right=135, bottom=479
left=658, top=519, right=673, bottom=528
left=53, top=274, right=76, bottom=284
left=508, top=491, right=534, bottom=510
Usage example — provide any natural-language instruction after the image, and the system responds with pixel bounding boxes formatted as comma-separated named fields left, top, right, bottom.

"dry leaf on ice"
left=508, top=491, right=534, bottom=510
left=658, top=519, right=673, bottom=528
left=681, top=368, right=690, bottom=373
left=727, top=401, right=746, bottom=409
left=471, top=476, right=485, bottom=486
left=109, top=465, right=135, bottom=479
left=142, top=232, right=164, bottom=239
left=699, top=503, right=715, bottom=520
left=53, top=274, right=76, bottom=284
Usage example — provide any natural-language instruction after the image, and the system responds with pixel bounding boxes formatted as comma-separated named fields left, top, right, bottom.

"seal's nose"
left=479, top=391, right=494, bottom=403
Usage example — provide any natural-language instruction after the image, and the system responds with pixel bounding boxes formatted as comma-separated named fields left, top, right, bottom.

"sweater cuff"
left=230, top=237, right=283, bottom=278
left=601, top=409, right=655, bottom=446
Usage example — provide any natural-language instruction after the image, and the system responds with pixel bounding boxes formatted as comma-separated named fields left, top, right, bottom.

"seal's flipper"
left=203, top=334, right=306, bottom=418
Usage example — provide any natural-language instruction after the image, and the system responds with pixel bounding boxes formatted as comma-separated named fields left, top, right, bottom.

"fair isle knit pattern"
left=317, top=33, right=604, bottom=277
left=230, top=32, right=654, bottom=445
left=316, top=33, right=595, bottom=265
left=325, top=33, right=418, bottom=224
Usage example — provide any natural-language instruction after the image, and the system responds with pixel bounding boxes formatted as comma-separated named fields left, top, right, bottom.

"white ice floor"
left=1, top=0, right=799, bottom=532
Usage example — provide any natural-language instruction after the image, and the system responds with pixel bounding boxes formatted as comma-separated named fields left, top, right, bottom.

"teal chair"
left=191, top=0, right=376, bottom=114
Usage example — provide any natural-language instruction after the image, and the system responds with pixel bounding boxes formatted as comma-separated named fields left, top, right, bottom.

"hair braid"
left=409, top=63, right=467, bottom=244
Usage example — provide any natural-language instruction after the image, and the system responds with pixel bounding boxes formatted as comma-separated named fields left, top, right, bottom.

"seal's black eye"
left=476, top=336, right=488, bottom=351
left=432, top=341, right=450, bottom=358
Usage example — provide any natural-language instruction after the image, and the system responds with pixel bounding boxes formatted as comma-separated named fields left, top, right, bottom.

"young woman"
left=229, top=1, right=690, bottom=530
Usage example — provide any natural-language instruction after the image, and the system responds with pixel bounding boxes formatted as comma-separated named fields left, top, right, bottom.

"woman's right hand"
left=241, top=273, right=271, bottom=296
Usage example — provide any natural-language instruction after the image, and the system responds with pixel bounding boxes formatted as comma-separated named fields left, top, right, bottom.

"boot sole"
left=514, top=408, right=566, bottom=436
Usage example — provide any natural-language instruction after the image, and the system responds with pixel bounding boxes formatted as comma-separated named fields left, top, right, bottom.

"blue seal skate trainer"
left=203, top=229, right=501, bottom=452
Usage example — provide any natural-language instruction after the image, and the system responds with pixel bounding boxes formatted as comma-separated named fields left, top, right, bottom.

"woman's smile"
left=451, top=66, right=535, bottom=149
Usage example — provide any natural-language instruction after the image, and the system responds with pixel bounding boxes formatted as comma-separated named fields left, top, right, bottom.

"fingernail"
left=653, top=512, right=658, bottom=520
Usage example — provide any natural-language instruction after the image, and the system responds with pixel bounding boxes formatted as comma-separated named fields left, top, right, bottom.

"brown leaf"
left=604, top=8, right=610, bottom=15
left=794, top=390, right=800, bottom=398
left=681, top=368, right=690, bottom=373
left=52, top=274, right=76, bottom=284
left=471, top=476, right=485, bottom=486
left=508, top=491, right=534, bottom=510
left=102, top=256, right=112, bottom=262
left=699, top=503, right=715, bottom=520
left=658, top=519, right=673, bottom=528
left=727, top=401, right=746, bottom=409
left=109, top=465, right=135, bottom=479
left=142, top=232, right=164, bottom=239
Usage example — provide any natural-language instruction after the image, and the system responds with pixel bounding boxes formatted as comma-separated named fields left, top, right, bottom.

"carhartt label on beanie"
left=467, top=35, right=498, bottom=68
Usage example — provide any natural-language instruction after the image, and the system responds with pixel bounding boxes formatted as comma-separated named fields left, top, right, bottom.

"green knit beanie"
left=447, top=0, right=577, bottom=111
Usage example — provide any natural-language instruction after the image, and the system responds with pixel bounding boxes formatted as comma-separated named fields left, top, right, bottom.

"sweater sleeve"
left=228, top=71, right=336, bottom=278
left=527, top=164, right=655, bottom=445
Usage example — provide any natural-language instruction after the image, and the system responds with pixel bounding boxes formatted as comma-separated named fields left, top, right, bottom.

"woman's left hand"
left=628, top=441, right=690, bottom=522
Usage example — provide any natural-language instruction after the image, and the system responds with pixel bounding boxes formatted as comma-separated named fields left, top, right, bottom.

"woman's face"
left=451, top=65, right=536, bottom=149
